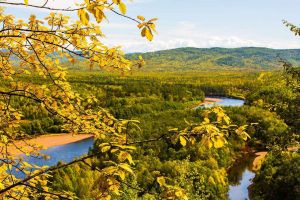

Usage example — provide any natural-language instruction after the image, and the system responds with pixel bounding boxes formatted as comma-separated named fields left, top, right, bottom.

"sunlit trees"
left=252, top=150, right=300, bottom=200
left=0, top=0, right=157, bottom=198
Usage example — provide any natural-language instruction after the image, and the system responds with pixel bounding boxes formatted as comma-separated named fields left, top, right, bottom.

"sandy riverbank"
left=198, top=97, right=222, bottom=106
left=252, top=152, right=268, bottom=171
left=7, top=134, right=94, bottom=156
left=252, top=146, right=299, bottom=171
left=205, top=97, right=222, bottom=103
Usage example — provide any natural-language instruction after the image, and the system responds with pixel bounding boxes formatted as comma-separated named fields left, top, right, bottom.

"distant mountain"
left=126, top=47, right=300, bottom=71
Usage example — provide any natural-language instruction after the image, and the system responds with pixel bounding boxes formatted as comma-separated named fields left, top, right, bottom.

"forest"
left=6, top=66, right=299, bottom=199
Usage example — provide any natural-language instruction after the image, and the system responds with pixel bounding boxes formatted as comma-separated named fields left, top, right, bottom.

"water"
left=194, top=96, right=245, bottom=110
left=228, top=154, right=256, bottom=200
left=23, top=137, right=94, bottom=166
left=21, top=96, right=243, bottom=168
left=14, top=137, right=94, bottom=177
left=210, top=97, right=245, bottom=107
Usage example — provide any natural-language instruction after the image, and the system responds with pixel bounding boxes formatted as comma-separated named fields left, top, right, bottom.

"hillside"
left=126, top=47, right=300, bottom=72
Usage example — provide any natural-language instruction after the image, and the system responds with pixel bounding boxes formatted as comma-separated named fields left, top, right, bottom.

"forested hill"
left=126, top=47, right=300, bottom=71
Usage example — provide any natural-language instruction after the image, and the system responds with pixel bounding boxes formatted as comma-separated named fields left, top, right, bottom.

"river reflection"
left=228, top=154, right=256, bottom=200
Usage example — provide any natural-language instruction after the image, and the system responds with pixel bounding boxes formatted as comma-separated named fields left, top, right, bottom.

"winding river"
left=22, top=137, right=94, bottom=167
left=19, top=97, right=252, bottom=199
left=194, top=96, right=245, bottom=109
left=196, top=97, right=257, bottom=199
left=228, top=154, right=256, bottom=200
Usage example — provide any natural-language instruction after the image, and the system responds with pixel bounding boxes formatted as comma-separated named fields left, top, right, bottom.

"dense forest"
left=8, top=63, right=298, bottom=199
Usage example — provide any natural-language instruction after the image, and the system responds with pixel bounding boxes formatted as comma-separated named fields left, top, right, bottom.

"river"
left=14, top=137, right=94, bottom=178
left=195, top=97, right=256, bottom=200
left=18, top=97, right=251, bottom=199
left=22, top=137, right=94, bottom=166
left=228, top=154, right=256, bottom=200
left=194, top=96, right=245, bottom=109
left=22, top=96, right=245, bottom=168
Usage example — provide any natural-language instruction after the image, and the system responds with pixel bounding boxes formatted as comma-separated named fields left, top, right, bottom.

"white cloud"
left=101, top=21, right=300, bottom=53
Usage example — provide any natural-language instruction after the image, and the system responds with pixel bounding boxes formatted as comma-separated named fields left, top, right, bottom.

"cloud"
left=101, top=21, right=300, bottom=53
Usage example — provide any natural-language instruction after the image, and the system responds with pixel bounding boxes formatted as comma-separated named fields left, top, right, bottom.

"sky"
left=3, top=0, right=300, bottom=52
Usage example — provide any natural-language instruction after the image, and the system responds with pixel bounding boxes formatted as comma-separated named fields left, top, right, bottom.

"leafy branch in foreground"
left=0, top=1, right=250, bottom=199
left=0, top=0, right=157, bottom=199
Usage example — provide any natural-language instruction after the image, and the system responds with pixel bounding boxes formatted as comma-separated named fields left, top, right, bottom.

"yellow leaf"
left=24, top=0, right=28, bottom=6
left=157, top=176, right=166, bottom=186
left=141, top=27, right=147, bottom=37
left=137, top=15, right=145, bottom=21
left=117, top=170, right=126, bottom=180
left=78, top=9, right=90, bottom=25
left=145, top=28, right=153, bottom=41
left=119, top=163, right=133, bottom=174
left=95, top=7, right=105, bottom=23
left=101, top=146, right=111, bottom=153
left=149, top=23, right=157, bottom=33
left=111, top=149, right=119, bottom=153
left=0, top=182, right=4, bottom=190
left=179, top=136, right=187, bottom=147
left=213, top=137, right=225, bottom=148
left=137, top=22, right=146, bottom=29
left=175, top=190, right=183, bottom=197
left=190, top=137, right=196, bottom=145
left=112, top=0, right=121, bottom=4
left=118, top=151, right=134, bottom=164
left=1, top=135, right=8, bottom=143
left=109, top=183, right=120, bottom=195
left=223, top=115, right=231, bottom=125
left=148, top=18, right=159, bottom=23
left=119, top=2, right=127, bottom=15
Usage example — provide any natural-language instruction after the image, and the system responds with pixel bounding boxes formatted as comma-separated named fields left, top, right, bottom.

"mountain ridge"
left=126, top=47, right=300, bottom=71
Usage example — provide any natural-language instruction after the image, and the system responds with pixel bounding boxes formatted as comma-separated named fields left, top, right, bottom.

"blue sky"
left=4, top=0, right=300, bottom=52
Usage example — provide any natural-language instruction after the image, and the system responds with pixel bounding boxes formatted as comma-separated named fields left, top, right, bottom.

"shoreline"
left=7, top=134, right=94, bottom=157
left=205, top=97, right=222, bottom=103
left=197, top=97, right=222, bottom=107
left=252, top=151, right=268, bottom=171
